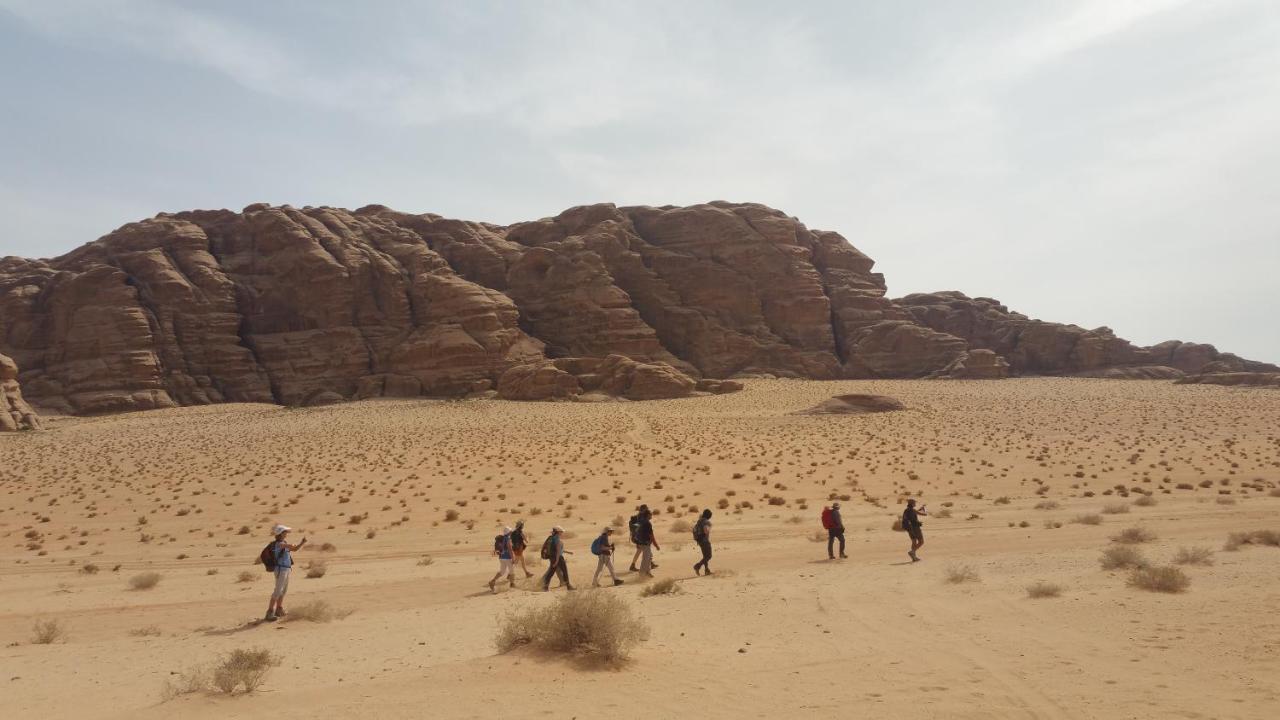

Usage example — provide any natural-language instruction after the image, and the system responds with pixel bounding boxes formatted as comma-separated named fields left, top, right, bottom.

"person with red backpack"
left=540, top=526, right=574, bottom=591
left=488, top=526, right=517, bottom=593
left=823, top=503, right=847, bottom=560
left=263, top=524, right=307, bottom=622
left=590, top=526, right=624, bottom=587
left=692, top=509, right=714, bottom=575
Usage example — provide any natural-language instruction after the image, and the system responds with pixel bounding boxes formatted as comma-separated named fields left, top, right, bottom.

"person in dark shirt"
left=828, top=502, right=847, bottom=560
left=510, top=520, right=534, bottom=578
left=693, top=509, right=714, bottom=575
left=902, top=499, right=928, bottom=561
left=636, top=508, right=660, bottom=578
left=541, top=526, right=574, bottom=591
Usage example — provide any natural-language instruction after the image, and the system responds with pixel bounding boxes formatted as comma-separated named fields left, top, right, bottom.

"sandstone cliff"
left=1, top=203, right=1273, bottom=414
left=1, top=353, right=42, bottom=430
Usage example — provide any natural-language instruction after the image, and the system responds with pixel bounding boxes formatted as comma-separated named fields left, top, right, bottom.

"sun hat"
left=502, top=526, right=512, bottom=533
left=603, top=526, right=614, bottom=533
left=552, top=525, right=564, bottom=533
left=272, top=524, right=291, bottom=535
left=832, top=502, right=841, bottom=508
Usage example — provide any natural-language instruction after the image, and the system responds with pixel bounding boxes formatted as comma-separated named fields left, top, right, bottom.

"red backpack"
left=821, top=507, right=834, bottom=530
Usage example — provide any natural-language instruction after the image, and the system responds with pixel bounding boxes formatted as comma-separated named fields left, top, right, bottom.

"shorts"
left=272, top=567, right=292, bottom=597
left=907, top=527, right=924, bottom=541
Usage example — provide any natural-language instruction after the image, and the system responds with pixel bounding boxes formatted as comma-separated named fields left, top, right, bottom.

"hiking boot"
left=909, top=551, right=919, bottom=562
left=704, top=568, right=713, bottom=575
left=276, top=608, right=287, bottom=617
left=613, top=578, right=624, bottom=586
left=488, top=580, right=496, bottom=592
left=693, top=564, right=701, bottom=575
left=651, top=563, right=659, bottom=569
left=840, top=554, right=848, bottom=559
left=629, top=565, right=638, bottom=572
left=566, top=585, right=576, bottom=591
left=264, top=612, right=277, bottom=622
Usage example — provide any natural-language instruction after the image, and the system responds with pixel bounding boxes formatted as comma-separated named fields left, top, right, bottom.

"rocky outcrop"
left=2, top=204, right=1274, bottom=415
left=931, top=349, right=1011, bottom=380
left=897, top=291, right=1277, bottom=377
left=1075, top=366, right=1185, bottom=380
left=1, top=354, right=42, bottom=431
left=798, top=394, right=905, bottom=415
left=496, top=354, right=702, bottom=401
left=1175, top=372, right=1280, bottom=387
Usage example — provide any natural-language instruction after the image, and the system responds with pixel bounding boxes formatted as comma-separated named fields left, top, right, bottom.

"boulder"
left=1, top=354, right=42, bottom=431
left=798, top=394, right=905, bottom=415
left=1175, top=372, right=1280, bottom=387
left=1075, top=366, right=1185, bottom=380
left=930, top=349, right=1010, bottom=380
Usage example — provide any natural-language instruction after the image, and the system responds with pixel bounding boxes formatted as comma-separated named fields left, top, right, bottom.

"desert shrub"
left=669, top=519, right=691, bottom=533
left=211, top=648, right=279, bottom=694
left=130, top=626, right=163, bottom=637
left=1127, top=565, right=1190, bottom=593
left=237, top=525, right=251, bottom=535
left=444, top=509, right=459, bottom=522
left=1026, top=581, right=1063, bottom=599
left=1101, top=503, right=1130, bottom=515
left=1034, top=501, right=1059, bottom=510
left=1110, top=527, right=1156, bottom=544
left=1133, top=495, right=1158, bottom=507
left=32, top=619, right=67, bottom=644
left=495, top=591, right=649, bottom=665
left=934, top=508, right=952, bottom=518
left=993, top=496, right=1011, bottom=505
left=891, top=519, right=904, bottom=532
left=79, top=563, right=100, bottom=575
left=285, top=599, right=352, bottom=623
left=1215, top=496, right=1236, bottom=505
left=318, top=542, right=337, bottom=552
left=1172, top=546, right=1214, bottom=566
left=1270, top=489, right=1280, bottom=498
left=808, top=530, right=826, bottom=542
left=417, top=555, right=435, bottom=566
left=1223, top=530, right=1280, bottom=551
left=161, top=665, right=211, bottom=700
left=943, top=564, right=979, bottom=584
left=640, top=577, right=682, bottom=597
left=1100, top=545, right=1149, bottom=570
left=305, top=560, right=327, bottom=578
left=129, top=572, right=162, bottom=590
left=236, top=571, right=256, bottom=583
left=1072, top=514, right=1103, bottom=526
left=784, top=515, right=804, bottom=524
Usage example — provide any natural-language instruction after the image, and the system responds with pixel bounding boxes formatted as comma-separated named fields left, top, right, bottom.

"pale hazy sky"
left=2, top=1, right=1277, bottom=362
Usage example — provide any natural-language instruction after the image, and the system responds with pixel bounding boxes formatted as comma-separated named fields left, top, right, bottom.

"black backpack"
left=693, top=518, right=708, bottom=542
left=494, top=534, right=505, bottom=554
left=628, top=514, right=641, bottom=543
left=259, top=542, right=278, bottom=572
left=539, top=535, right=554, bottom=560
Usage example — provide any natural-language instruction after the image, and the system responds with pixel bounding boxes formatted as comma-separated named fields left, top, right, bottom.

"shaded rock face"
left=1, top=354, right=42, bottom=431
left=1176, top=372, right=1280, bottom=387
left=1076, top=366, right=1185, bottom=380
left=496, top=354, right=703, bottom=401
left=2, top=203, right=1274, bottom=415
left=897, top=292, right=1277, bottom=377
left=798, top=394, right=905, bottom=415
left=932, top=349, right=1010, bottom=380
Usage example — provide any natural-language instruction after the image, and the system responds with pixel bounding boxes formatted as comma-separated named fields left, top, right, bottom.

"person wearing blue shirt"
left=266, top=523, right=307, bottom=622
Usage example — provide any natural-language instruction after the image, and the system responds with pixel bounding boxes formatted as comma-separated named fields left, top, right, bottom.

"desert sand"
left=2, top=378, right=1279, bottom=719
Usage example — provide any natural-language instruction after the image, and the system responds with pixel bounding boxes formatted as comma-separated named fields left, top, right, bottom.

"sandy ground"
left=2, top=378, right=1279, bottom=719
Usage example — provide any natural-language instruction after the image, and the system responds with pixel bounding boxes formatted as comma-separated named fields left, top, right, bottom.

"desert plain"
left=2, top=378, right=1279, bottom=719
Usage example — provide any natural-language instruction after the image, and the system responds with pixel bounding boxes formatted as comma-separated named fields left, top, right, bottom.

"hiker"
left=628, top=505, right=658, bottom=571
left=591, top=526, right=624, bottom=587
left=265, top=524, right=306, bottom=622
left=903, top=499, right=928, bottom=561
left=692, top=508, right=714, bottom=575
left=488, top=526, right=517, bottom=593
left=510, top=520, right=534, bottom=578
left=540, top=525, right=574, bottom=591
left=635, top=507, right=660, bottom=577
left=825, top=502, right=847, bottom=559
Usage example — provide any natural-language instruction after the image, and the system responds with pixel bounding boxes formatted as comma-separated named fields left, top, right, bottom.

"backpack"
left=259, top=542, right=278, bottom=572
left=693, top=518, right=708, bottom=542
left=540, top=535, right=554, bottom=560
left=494, top=534, right=506, bottom=554
left=590, top=535, right=605, bottom=556
left=821, top=507, right=834, bottom=530
left=628, top=514, right=640, bottom=543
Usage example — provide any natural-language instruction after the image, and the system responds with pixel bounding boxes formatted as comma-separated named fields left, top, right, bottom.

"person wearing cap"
left=635, top=507, right=660, bottom=578
left=541, top=526, right=574, bottom=592
left=266, top=524, right=306, bottom=622
left=692, top=508, right=714, bottom=575
left=488, top=526, right=517, bottom=593
left=902, top=499, right=928, bottom=561
left=590, top=526, right=624, bottom=587
left=827, top=502, right=847, bottom=560
left=509, top=520, right=534, bottom=578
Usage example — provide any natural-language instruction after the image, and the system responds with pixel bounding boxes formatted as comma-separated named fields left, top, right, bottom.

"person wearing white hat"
left=488, top=526, right=517, bottom=593
left=827, top=503, right=846, bottom=560
left=540, top=526, right=574, bottom=592
left=265, top=524, right=307, bottom=622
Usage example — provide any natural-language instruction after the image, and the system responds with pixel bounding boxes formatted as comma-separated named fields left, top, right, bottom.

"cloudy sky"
left=2, top=0, right=1277, bottom=362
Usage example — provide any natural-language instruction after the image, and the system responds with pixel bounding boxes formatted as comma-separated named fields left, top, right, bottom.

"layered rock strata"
left=1, top=353, right=41, bottom=430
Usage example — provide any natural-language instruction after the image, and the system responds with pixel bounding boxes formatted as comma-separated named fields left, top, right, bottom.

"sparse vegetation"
left=1072, top=514, right=1103, bottom=526
left=211, top=648, right=280, bottom=694
left=640, top=577, right=682, bottom=597
left=1127, top=565, right=1190, bottom=593
left=669, top=519, right=691, bottom=533
left=943, top=564, right=980, bottom=584
left=32, top=619, right=67, bottom=644
left=129, top=572, right=162, bottom=590
left=236, top=571, right=257, bottom=583
left=1100, top=545, right=1149, bottom=570
left=1033, top=500, right=1059, bottom=510
left=1133, top=495, right=1158, bottom=507
left=1172, top=546, right=1214, bottom=566
left=1223, top=530, right=1280, bottom=551
left=495, top=590, right=650, bottom=664
left=1111, top=526, right=1156, bottom=544
left=1101, top=503, right=1130, bottom=515
left=285, top=599, right=352, bottom=623
left=417, top=555, right=435, bottom=566
left=1026, top=581, right=1063, bottom=599
left=130, top=626, right=163, bottom=637
left=80, top=563, right=100, bottom=575
left=305, top=559, right=328, bottom=578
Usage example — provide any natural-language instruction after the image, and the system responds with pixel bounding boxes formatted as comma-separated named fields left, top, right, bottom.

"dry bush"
left=640, top=577, right=682, bottom=597
left=1034, top=501, right=1059, bottom=510
left=1223, top=530, right=1280, bottom=551
left=1100, top=545, right=1149, bottom=570
left=495, top=590, right=649, bottom=665
left=444, top=509, right=460, bottom=522
left=80, top=563, right=100, bottom=575
left=1111, top=527, right=1156, bottom=544
left=993, top=496, right=1011, bottom=505
left=943, top=564, right=980, bottom=584
left=1270, top=489, right=1280, bottom=498
left=161, top=665, right=211, bottom=701
left=891, top=519, right=904, bottom=532
left=669, top=519, right=691, bottom=533
left=784, top=515, right=804, bottom=524
left=318, top=542, right=337, bottom=552
left=130, top=626, right=163, bottom=637
left=236, top=570, right=256, bottom=583
left=1133, top=495, right=1158, bottom=507
left=934, top=508, right=952, bottom=519
left=1172, top=546, right=1214, bottom=566
left=305, top=560, right=327, bottom=578
left=211, top=648, right=279, bottom=694
left=129, top=572, right=162, bottom=590
left=1026, top=581, right=1063, bottom=599
left=1215, top=496, right=1236, bottom=505
left=1101, top=503, right=1130, bottom=515
left=285, top=599, right=352, bottom=623
left=417, top=555, right=435, bottom=566
left=32, top=619, right=67, bottom=644
left=1127, top=565, right=1190, bottom=593
left=1072, top=514, right=1103, bottom=526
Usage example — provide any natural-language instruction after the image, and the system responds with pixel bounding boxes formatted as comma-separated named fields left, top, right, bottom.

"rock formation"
left=1, top=353, right=42, bottom=430
left=496, top=354, right=698, bottom=401
left=1175, top=372, right=1280, bottom=388
left=930, top=349, right=1010, bottom=380
left=798, top=394, right=905, bottom=414
left=2, top=203, right=1274, bottom=415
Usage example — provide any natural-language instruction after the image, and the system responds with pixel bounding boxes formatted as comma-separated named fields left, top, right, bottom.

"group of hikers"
left=258, top=499, right=926, bottom=616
